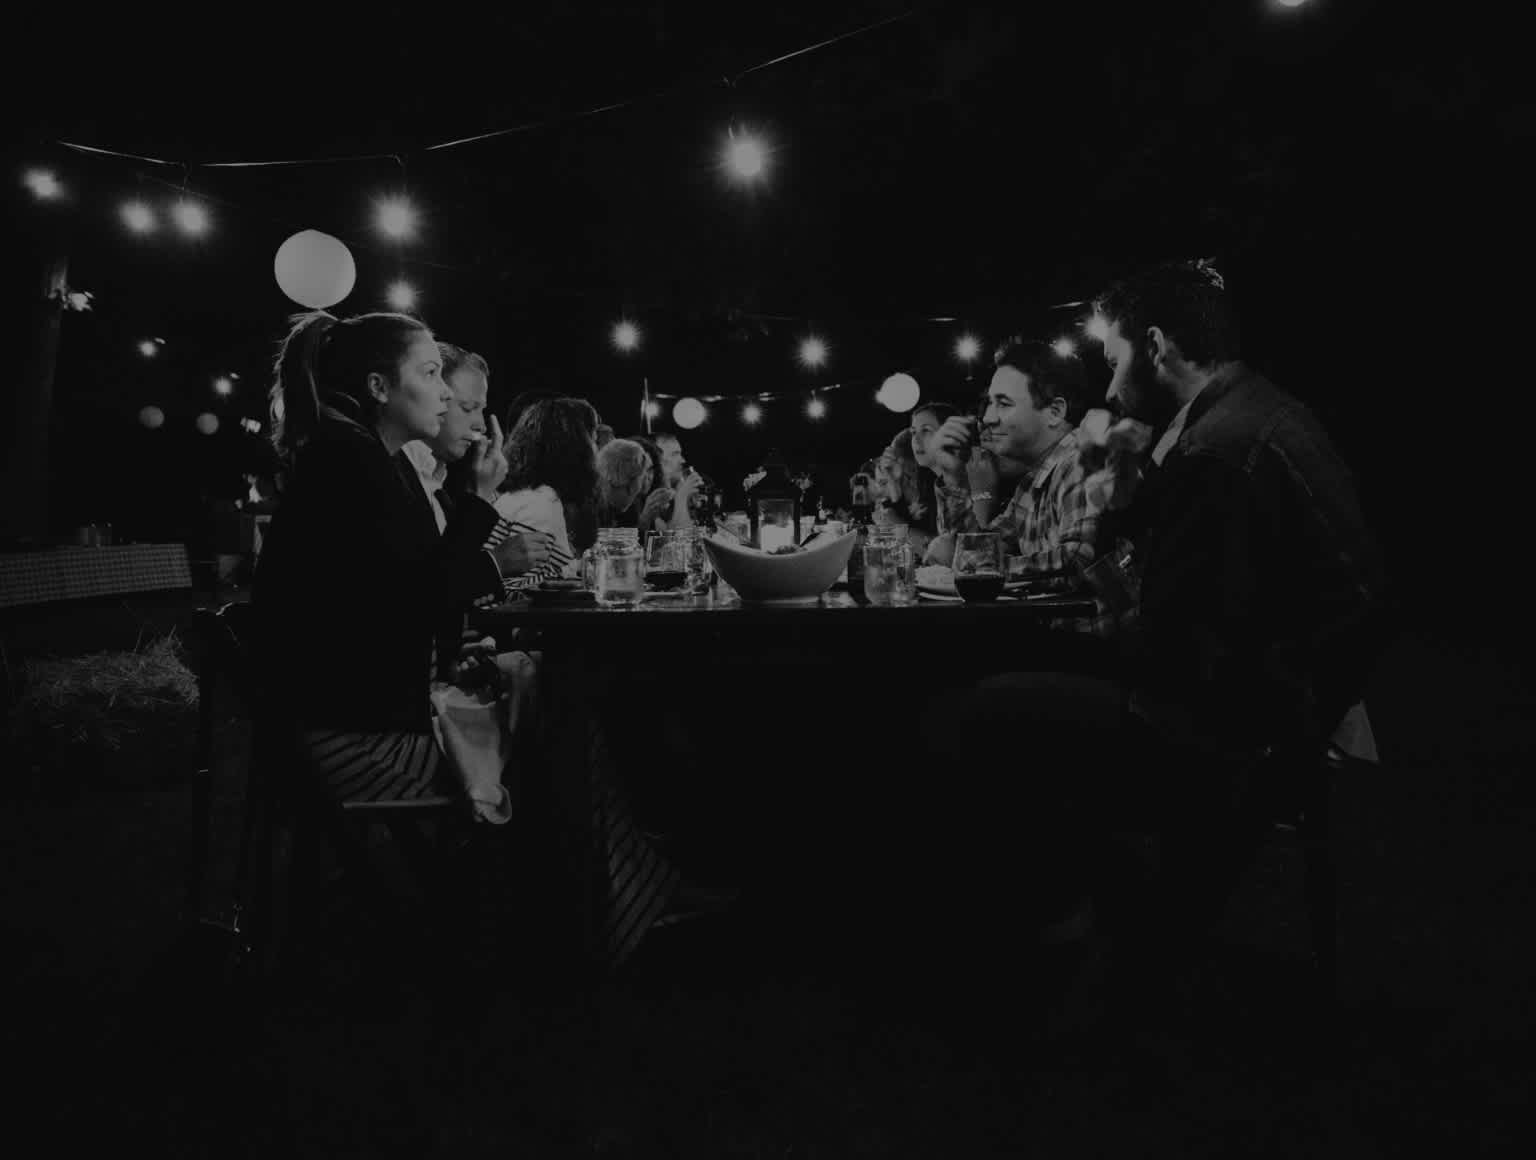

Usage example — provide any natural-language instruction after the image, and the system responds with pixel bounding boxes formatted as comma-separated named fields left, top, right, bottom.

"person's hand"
left=639, top=487, right=674, bottom=531
left=675, top=469, right=705, bottom=505
left=925, top=532, right=956, bottom=566
left=1080, top=409, right=1154, bottom=456
left=965, top=446, right=1002, bottom=497
left=471, top=414, right=509, bottom=502
left=932, top=416, right=977, bottom=482
left=494, top=530, right=553, bottom=575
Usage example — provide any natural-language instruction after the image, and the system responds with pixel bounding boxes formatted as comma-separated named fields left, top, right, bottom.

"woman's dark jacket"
left=252, top=416, right=503, bottom=733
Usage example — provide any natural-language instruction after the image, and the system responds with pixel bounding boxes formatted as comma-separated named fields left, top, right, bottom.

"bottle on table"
left=845, top=475, right=876, bottom=603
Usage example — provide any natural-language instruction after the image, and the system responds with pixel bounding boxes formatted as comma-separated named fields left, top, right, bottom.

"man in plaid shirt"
left=927, top=337, right=1128, bottom=594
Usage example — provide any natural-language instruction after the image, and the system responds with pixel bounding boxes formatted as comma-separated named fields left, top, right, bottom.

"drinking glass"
left=644, top=531, right=689, bottom=592
left=952, top=532, right=1005, bottom=602
left=595, top=531, right=644, bottom=606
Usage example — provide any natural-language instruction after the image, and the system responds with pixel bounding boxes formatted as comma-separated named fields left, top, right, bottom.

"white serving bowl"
left=702, top=530, right=858, bottom=602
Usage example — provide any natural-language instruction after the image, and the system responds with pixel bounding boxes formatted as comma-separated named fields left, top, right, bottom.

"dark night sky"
left=6, top=0, right=1534, bottom=571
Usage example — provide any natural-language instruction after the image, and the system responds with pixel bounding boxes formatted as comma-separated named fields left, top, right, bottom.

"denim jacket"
left=1112, top=363, right=1390, bottom=759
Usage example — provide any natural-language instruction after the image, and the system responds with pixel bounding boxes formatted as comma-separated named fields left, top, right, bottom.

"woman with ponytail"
left=254, top=310, right=526, bottom=804
left=255, top=312, right=708, bottom=968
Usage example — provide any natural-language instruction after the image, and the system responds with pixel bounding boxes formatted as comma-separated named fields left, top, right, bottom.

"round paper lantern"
left=138, top=405, right=165, bottom=430
left=195, top=412, right=220, bottom=436
left=273, top=229, right=356, bottom=309
left=672, top=397, right=707, bottom=430
left=878, top=373, right=921, bottom=413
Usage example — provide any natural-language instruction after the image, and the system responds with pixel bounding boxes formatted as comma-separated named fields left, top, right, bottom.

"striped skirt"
left=299, top=722, right=677, bottom=970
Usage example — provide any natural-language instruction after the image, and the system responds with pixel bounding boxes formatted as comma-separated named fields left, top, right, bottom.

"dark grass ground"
left=5, top=597, right=1534, bottom=1158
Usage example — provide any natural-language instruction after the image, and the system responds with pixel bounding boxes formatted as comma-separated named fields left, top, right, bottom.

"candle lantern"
left=746, top=449, right=802, bottom=552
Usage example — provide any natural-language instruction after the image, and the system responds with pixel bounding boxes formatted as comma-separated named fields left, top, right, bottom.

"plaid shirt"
left=936, top=429, right=1120, bottom=579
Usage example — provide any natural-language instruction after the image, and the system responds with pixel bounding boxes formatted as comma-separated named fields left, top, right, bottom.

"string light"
left=742, top=402, right=762, bottom=425
left=386, top=281, right=418, bottom=310
left=137, top=340, right=159, bottom=357
left=375, top=196, right=419, bottom=240
left=613, top=320, right=641, bottom=351
left=172, top=200, right=210, bottom=236
left=798, top=336, right=827, bottom=368
left=121, top=201, right=156, bottom=233
left=806, top=396, right=826, bottom=419
left=213, top=376, right=234, bottom=396
left=23, top=169, right=62, bottom=200
left=724, top=129, right=768, bottom=180
left=1052, top=337, right=1077, bottom=358
left=955, top=334, right=981, bottom=363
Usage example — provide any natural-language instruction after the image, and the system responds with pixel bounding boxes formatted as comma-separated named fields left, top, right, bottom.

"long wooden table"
left=466, top=584, right=1106, bottom=970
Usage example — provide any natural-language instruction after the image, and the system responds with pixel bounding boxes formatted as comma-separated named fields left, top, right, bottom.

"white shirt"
left=402, top=440, right=449, bottom=533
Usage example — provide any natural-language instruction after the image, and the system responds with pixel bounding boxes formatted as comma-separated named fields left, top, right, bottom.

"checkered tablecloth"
left=0, top=544, right=193, bottom=609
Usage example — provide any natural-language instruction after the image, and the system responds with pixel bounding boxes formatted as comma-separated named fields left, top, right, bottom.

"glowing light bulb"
left=386, top=281, right=418, bottom=310
left=955, top=334, right=981, bottom=362
left=172, top=200, right=209, bottom=236
left=724, top=132, right=767, bottom=180
left=138, top=340, right=158, bottom=358
left=644, top=400, right=661, bottom=418
left=121, top=202, right=156, bottom=233
left=613, top=320, right=640, bottom=351
left=799, top=337, right=827, bottom=368
left=806, top=397, right=826, bottom=420
left=376, top=197, right=418, bottom=240
left=1084, top=314, right=1110, bottom=342
left=1052, top=337, right=1077, bottom=358
left=213, top=376, right=234, bottom=396
left=24, top=169, right=62, bottom=200
left=742, top=402, right=762, bottom=425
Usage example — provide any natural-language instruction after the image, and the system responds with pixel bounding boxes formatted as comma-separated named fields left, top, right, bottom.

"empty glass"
left=863, top=526, right=915, bottom=607
left=952, top=532, right=1005, bottom=602
left=594, top=528, right=644, bottom=607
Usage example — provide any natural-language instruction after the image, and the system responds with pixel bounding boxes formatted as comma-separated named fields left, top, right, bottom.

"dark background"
left=6, top=0, right=1533, bottom=592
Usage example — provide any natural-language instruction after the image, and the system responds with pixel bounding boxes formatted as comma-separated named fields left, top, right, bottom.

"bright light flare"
left=1084, top=314, right=1111, bottom=342
left=172, top=200, right=210, bottom=236
left=613, top=320, right=640, bottom=351
left=955, top=334, right=981, bottom=362
left=386, top=281, right=418, bottom=310
left=213, top=376, right=234, bottom=396
left=742, top=402, right=762, bottom=425
left=806, top=397, right=826, bottom=420
left=724, top=132, right=768, bottom=180
left=24, top=169, right=62, bottom=199
left=798, top=337, right=827, bottom=368
left=121, top=201, right=156, bottom=233
left=1052, top=337, right=1077, bottom=358
left=138, top=340, right=159, bottom=357
left=375, top=197, right=419, bottom=240
left=643, top=400, right=661, bottom=418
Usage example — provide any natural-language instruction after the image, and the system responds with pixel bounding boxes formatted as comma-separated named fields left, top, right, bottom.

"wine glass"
left=952, top=532, right=1004, bottom=602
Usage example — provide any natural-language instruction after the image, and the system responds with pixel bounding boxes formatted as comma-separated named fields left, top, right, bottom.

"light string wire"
left=54, top=8, right=923, bottom=171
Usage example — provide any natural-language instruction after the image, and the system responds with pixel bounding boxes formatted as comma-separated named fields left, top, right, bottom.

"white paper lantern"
left=195, top=412, right=220, bottom=436
left=672, top=397, right=707, bottom=429
left=273, top=229, right=356, bottom=309
left=138, top=405, right=165, bottom=429
left=878, top=373, right=921, bottom=413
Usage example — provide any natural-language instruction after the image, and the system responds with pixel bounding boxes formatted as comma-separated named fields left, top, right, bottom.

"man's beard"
left=1119, top=348, right=1178, bottom=431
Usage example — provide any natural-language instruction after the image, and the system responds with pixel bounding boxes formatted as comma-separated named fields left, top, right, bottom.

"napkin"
left=430, top=683, right=513, bottom=824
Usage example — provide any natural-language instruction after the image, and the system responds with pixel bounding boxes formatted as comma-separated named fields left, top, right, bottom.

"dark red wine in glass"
left=955, top=571, right=1005, bottom=602
left=646, top=568, right=688, bottom=591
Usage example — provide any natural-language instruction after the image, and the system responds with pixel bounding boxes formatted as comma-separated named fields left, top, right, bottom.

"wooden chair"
left=186, top=602, right=463, bottom=977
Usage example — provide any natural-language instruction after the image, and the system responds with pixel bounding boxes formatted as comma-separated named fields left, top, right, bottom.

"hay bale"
left=7, top=632, right=199, bottom=787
